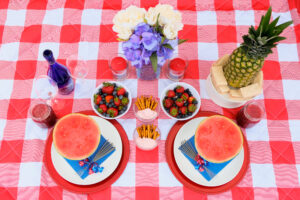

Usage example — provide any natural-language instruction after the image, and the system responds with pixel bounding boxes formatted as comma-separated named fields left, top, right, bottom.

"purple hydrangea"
left=122, top=22, right=175, bottom=69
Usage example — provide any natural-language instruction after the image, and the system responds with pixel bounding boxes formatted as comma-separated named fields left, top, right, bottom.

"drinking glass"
left=166, top=55, right=188, bottom=81
left=236, top=101, right=265, bottom=128
left=109, top=54, right=129, bottom=81
left=66, top=54, right=89, bottom=94
left=33, top=75, right=58, bottom=105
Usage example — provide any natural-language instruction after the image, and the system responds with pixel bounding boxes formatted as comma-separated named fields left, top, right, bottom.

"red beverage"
left=236, top=102, right=264, bottom=128
left=170, top=58, right=186, bottom=72
left=110, top=56, right=128, bottom=80
left=111, top=57, right=127, bottom=71
left=30, top=103, right=57, bottom=128
left=167, top=57, right=187, bottom=81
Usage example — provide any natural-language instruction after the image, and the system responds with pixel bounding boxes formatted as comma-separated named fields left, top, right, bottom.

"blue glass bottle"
left=43, top=49, right=74, bottom=95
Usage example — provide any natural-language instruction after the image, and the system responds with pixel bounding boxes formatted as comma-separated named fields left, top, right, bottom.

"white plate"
left=205, top=74, right=247, bottom=108
left=51, top=115, right=123, bottom=185
left=160, top=82, right=201, bottom=121
left=173, top=117, right=244, bottom=187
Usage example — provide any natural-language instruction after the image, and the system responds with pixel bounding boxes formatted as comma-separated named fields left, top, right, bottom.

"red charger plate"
left=44, top=110, right=130, bottom=194
left=165, top=110, right=250, bottom=194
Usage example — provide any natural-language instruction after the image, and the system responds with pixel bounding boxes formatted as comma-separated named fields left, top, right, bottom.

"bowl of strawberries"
left=160, top=82, right=201, bottom=120
left=91, top=81, right=132, bottom=119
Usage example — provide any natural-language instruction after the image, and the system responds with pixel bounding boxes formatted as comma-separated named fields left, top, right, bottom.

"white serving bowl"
left=160, top=82, right=201, bottom=121
left=91, top=81, right=132, bottom=119
left=205, top=74, right=247, bottom=108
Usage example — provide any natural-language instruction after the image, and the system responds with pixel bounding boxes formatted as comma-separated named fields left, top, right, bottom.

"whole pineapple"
left=223, top=7, right=293, bottom=88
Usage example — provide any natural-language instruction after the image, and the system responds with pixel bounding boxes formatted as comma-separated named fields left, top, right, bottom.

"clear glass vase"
left=136, top=63, right=161, bottom=81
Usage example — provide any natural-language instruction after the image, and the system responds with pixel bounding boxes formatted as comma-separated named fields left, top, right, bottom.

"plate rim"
left=51, top=115, right=123, bottom=185
left=44, top=110, right=130, bottom=194
left=165, top=110, right=250, bottom=194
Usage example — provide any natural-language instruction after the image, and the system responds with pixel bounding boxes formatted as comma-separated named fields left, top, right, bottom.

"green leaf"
left=144, top=18, right=147, bottom=23
left=267, top=36, right=286, bottom=44
left=178, top=39, right=187, bottom=45
left=275, top=20, right=293, bottom=35
left=262, top=7, right=272, bottom=33
left=249, top=26, right=258, bottom=37
left=150, top=52, right=158, bottom=73
left=257, top=15, right=264, bottom=36
left=265, top=16, right=279, bottom=36
left=163, top=44, right=174, bottom=50
left=155, top=13, right=160, bottom=32
left=161, top=36, right=166, bottom=44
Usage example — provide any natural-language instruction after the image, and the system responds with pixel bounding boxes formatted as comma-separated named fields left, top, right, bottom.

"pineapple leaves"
left=261, top=7, right=272, bottom=32
left=242, top=6, right=293, bottom=60
left=275, top=21, right=293, bottom=35
left=257, top=15, right=264, bottom=36
left=267, top=36, right=286, bottom=44
left=265, top=17, right=279, bottom=36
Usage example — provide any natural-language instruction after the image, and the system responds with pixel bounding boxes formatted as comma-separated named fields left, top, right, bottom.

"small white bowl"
left=160, top=82, right=201, bottom=121
left=91, top=81, right=132, bottom=119
left=133, top=126, right=161, bottom=151
left=133, top=95, right=160, bottom=122
left=205, top=74, right=246, bottom=108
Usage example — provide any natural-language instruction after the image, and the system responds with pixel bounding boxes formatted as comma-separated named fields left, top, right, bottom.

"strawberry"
left=117, top=87, right=126, bottom=96
left=102, top=82, right=114, bottom=94
left=114, top=97, right=121, bottom=106
left=188, top=96, right=195, bottom=104
left=107, top=107, right=118, bottom=117
left=188, top=104, right=197, bottom=113
left=121, top=97, right=129, bottom=105
left=176, top=86, right=184, bottom=93
left=94, top=94, right=102, bottom=105
left=98, top=104, right=107, bottom=113
left=175, top=98, right=184, bottom=107
left=180, top=106, right=187, bottom=115
left=163, top=98, right=173, bottom=108
left=105, top=95, right=114, bottom=103
left=169, top=107, right=178, bottom=117
left=166, top=90, right=175, bottom=98
left=182, top=93, right=189, bottom=101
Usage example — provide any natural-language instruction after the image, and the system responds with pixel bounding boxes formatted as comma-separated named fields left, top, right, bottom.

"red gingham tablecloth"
left=0, top=0, right=300, bottom=199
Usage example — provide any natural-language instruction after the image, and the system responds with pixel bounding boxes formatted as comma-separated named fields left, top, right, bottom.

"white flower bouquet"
left=112, top=4, right=186, bottom=79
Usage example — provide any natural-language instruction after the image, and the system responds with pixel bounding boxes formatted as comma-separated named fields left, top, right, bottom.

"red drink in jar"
left=30, top=102, right=57, bottom=128
left=110, top=56, right=128, bottom=80
left=236, top=101, right=264, bottom=128
left=167, top=57, right=188, bottom=81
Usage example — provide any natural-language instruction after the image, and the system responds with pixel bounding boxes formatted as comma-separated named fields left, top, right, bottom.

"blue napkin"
left=180, top=136, right=232, bottom=181
left=64, top=135, right=115, bottom=179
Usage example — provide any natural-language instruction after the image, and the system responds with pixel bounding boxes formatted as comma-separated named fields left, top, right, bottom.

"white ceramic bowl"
left=91, top=81, right=132, bottom=119
left=133, top=125, right=161, bottom=151
left=205, top=74, right=247, bottom=108
left=133, top=95, right=160, bottom=122
left=160, top=82, right=201, bottom=121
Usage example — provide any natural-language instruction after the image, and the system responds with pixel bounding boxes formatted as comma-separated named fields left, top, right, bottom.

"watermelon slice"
left=53, top=113, right=101, bottom=160
left=195, top=115, right=243, bottom=163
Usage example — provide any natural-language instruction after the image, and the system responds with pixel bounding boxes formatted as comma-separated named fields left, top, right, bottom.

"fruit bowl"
left=91, top=81, right=132, bottom=119
left=133, top=95, right=160, bottom=122
left=160, top=82, right=201, bottom=121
